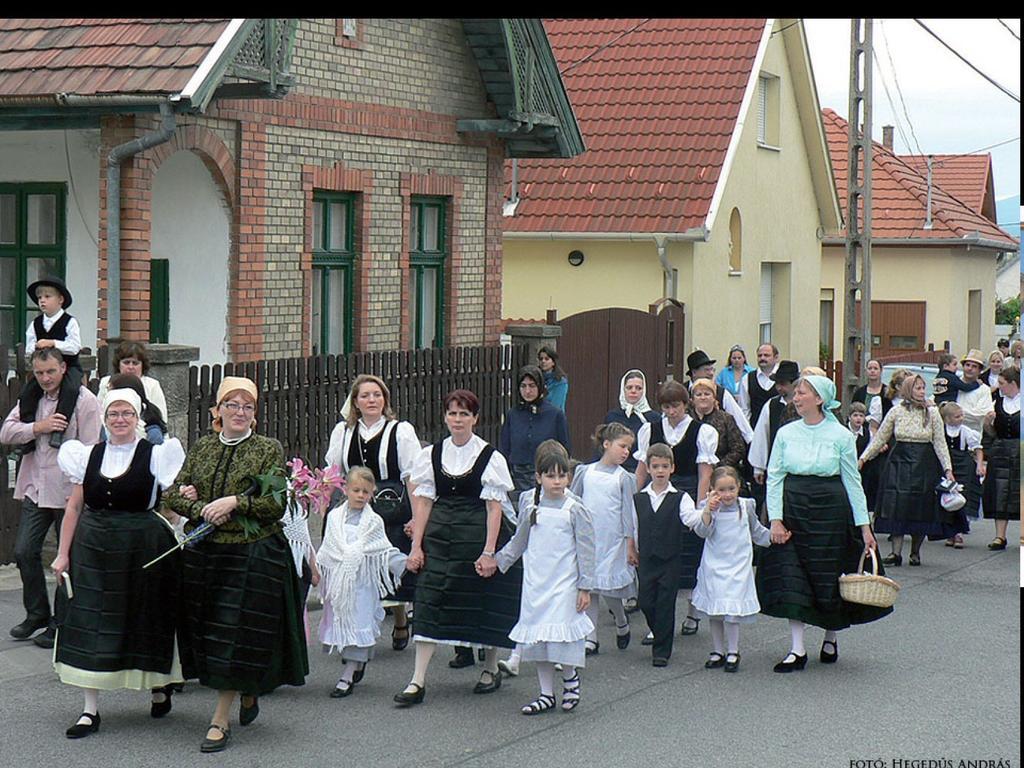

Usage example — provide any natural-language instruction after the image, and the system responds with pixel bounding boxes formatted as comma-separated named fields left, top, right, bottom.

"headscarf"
left=102, top=388, right=142, bottom=418
left=210, top=376, right=258, bottom=434
left=690, top=378, right=718, bottom=413
left=517, top=365, right=546, bottom=412
left=801, top=375, right=841, bottom=425
left=619, top=369, right=652, bottom=418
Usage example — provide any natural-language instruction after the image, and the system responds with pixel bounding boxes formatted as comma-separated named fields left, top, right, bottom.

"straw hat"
left=960, top=349, right=986, bottom=366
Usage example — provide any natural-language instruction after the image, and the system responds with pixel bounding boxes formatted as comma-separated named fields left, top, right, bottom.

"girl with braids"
left=569, top=423, right=638, bottom=655
left=486, top=450, right=596, bottom=714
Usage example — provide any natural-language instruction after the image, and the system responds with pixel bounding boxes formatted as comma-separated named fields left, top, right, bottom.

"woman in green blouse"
left=165, top=377, right=308, bottom=753
left=755, top=376, right=891, bottom=673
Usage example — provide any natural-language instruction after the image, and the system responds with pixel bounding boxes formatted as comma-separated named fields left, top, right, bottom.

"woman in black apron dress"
left=981, top=367, right=1020, bottom=550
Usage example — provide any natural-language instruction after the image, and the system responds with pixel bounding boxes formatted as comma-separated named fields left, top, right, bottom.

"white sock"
left=339, top=661, right=359, bottom=685
left=824, top=630, right=838, bottom=644
left=789, top=620, right=806, bottom=656
left=725, top=622, right=740, bottom=655
left=83, top=688, right=99, bottom=716
left=561, top=664, right=577, bottom=682
left=709, top=618, right=725, bottom=654
left=606, top=597, right=628, bottom=632
left=537, top=662, right=555, bottom=697
left=410, top=641, right=436, bottom=687
left=585, top=601, right=600, bottom=642
left=508, top=649, right=521, bottom=665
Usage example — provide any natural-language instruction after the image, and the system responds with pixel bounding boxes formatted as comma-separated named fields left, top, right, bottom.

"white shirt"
left=956, top=385, right=994, bottom=433
left=738, top=365, right=778, bottom=420
left=634, top=415, right=719, bottom=466
left=945, top=424, right=982, bottom=452
left=324, top=417, right=421, bottom=481
left=410, top=434, right=514, bottom=502
left=57, top=437, right=186, bottom=509
left=748, top=394, right=793, bottom=472
left=1000, top=392, right=1021, bottom=416
left=25, top=309, right=81, bottom=357
left=640, top=481, right=696, bottom=520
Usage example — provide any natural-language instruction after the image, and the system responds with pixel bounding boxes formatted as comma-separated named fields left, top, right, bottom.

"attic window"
left=341, top=19, right=357, bottom=37
left=336, top=19, right=363, bottom=48
left=757, top=74, right=780, bottom=149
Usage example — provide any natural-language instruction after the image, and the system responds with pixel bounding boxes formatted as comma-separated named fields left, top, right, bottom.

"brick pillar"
left=233, top=120, right=268, bottom=361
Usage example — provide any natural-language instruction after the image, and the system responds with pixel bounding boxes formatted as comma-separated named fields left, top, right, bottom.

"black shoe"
left=66, top=712, right=100, bottom=739
left=705, top=652, right=726, bottom=669
left=641, top=632, right=654, bottom=646
left=32, top=626, right=55, bottom=649
left=393, top=683, right=425, bottom=707
left=908, top=554, right=921, bottom=566
left=724, top=653, right=740, bottom=673
left=150, top=686, right=173, bottom=718
left=472, top=670, right=502, bottom=694
left=773, top=653, right=808, bottom=673
left=881, top=553, right=902, bottom=567
left=392, top=624, right=410, bottom=651
left=652, top=657, right=668, bottom=668
left=449, top=647, right=475, bottom=669
left=330, top=679, right=354, bottom=698
left=615, top=624, right=631, bottom=650
left=238, top=695, right=259, bottom=726
left=680, top=616, right=700, bottom=636
left=820, top=640, right=838, bottom=664
left=624, top=597, right=639, bottom=614
left=200, top=724, right=230, bottom=753
left=10, top=616, right=48, bottom=640
left=48, top=430, right=65, bottom=449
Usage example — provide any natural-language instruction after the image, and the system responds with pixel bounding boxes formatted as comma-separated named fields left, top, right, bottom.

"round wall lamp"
left=567, top=249, right=585, bottom=267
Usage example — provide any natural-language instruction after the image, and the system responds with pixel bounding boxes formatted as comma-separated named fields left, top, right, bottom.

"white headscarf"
left=102, top=388, right=142, bottom=418
left=619, top=370, right=653, bottom=418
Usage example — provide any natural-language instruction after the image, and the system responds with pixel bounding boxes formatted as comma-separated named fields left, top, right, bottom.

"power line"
left=914, top=19, right=1020, bottom=103
left=927, top=136, right=1020, bottom=170
left=997, top=19, right=1020, bottom=42
left=872, top=47, right=914, bottom=153
left=559, top=19, right=652, bottom=76
left=878, top=21, right=925, bottom=156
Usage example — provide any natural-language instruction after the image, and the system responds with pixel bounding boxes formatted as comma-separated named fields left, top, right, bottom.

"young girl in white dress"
left=317, top=467, right=406, bottom=698
left=568, top=423, right=638, bottom=654
left=491, top=450, right=595, bottom=714
left=683, top=466, right=771, bottom=673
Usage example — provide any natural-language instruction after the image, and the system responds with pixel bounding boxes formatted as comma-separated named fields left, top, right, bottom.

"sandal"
left=561, top=672, right=581, bottom=711
left=521, top=694, right=556, bottom=715
left=392, top=624, right=410, bottom=651
left=988, top=537, right=1007, bottom=551
left=680, top=616, right=700, bottom=636
left=584, top=639, right=599, bottom=656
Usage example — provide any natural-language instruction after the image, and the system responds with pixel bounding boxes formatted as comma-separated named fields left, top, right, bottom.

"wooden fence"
left=186, top=343, right=529, bottom=465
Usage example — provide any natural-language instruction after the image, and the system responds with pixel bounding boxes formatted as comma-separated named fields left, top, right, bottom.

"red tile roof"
left=0, top=19, right=232, bottom=98
left=822, top=109, right=1017, bottom=249
left=504, top=18, right=767, bottom=234
left=901, top=154, right=995, bottom=221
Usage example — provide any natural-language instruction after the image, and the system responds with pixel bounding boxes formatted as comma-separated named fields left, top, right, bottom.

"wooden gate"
left=557, top=301, right=685, bottom=460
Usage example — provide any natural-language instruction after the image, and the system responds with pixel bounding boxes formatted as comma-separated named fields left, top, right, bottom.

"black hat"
left=27, top=276, right=72, bottom=310
left=771, top=360, right=800, bottom=383
left=686, top=350, right=716, bottom=376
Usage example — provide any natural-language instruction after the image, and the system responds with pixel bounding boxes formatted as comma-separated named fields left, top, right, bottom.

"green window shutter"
left=150, top=258, right=169, bottom=344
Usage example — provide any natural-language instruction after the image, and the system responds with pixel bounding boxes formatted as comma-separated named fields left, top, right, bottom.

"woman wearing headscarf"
left=499, top=365, right=570, bottom=493
left=164, top=377, right=307, bottom=752
left=50, top=388, right=185, bottom=738
left=690, top=379, right=746, bottom=471
left=755, top=376, right=891, bottom=672
left=325, top=374, right=422, bottom=650
left=603, top=369, right=661, bottom=475
left=858, top=374, right=954, bottom=567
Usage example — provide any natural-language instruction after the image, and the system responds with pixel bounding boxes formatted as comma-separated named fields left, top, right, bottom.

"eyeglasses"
left=107, top=410, right=137, bottom=421
left=221, top=402, right=256, bottom=414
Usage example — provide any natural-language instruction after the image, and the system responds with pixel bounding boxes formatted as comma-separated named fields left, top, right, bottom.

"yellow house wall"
left=502, top=23, right=826, bottom=365
left=821, top=245, right=997, bottom=356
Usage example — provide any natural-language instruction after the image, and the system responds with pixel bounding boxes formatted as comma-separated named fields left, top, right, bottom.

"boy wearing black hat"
left=17, top=278, right=83, bottom=452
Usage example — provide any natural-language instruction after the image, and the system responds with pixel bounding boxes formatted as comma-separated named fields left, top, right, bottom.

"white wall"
left=151, top=151, right=230, bottom=365
left=0, top=129, right=101, bottom=350
left=995, top=253, right=1020, bottom=301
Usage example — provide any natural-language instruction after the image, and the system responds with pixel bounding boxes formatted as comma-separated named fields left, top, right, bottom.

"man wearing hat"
left=957, top=349, right=994, bottom=433
left=16, top=277, right=84, bottom=453
left=685, top=350, right=753, bottom=443
left=0, top=347, right=101, bottom=647
left=747, top=360, right=802, bottom=488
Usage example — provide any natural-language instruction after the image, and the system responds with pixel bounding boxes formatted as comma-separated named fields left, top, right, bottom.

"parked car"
left=881, top=363, right=939, bottom=399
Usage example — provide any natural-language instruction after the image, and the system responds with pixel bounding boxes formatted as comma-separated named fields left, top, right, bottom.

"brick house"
left=0, top=19, right=582, bottom=363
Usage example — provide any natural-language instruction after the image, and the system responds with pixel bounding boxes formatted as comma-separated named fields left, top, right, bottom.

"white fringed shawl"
left=317, top=502, right=400, bottom=641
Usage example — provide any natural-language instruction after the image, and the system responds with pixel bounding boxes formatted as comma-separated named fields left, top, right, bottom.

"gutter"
left=0, top=93, right=175, bottom=110
left=106, top=103, right=177, bottom=338
left=822, top=235, right=1018, bottom=252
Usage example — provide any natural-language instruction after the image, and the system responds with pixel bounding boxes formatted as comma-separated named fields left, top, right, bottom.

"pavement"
left=0, top=524, right=1019, bottom=768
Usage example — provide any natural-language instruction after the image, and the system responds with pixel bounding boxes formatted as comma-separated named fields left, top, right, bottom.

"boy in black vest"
left=17, top=278, right=82, bottom=453
left=634, top=442, right=690, bottom=667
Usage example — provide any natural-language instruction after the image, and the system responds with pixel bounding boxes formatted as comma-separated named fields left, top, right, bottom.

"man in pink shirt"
left=0, top=348, right=100, bottom=648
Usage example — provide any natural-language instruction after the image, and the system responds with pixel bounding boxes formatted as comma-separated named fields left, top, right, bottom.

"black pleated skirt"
left=873, top=441, right=944, bottom=536
left=673, top=474, right=703, bottom=590
left=982, top=437, right=1020, bottom=520
left=756, top=475, right=893, bottom=631
left=56, top=508, right=179, bottom=674
left=413, top=495, right=522, bottom=648
left=929, top=446, right=980, bottom=539
left=180, top=532, right=308, bottom=695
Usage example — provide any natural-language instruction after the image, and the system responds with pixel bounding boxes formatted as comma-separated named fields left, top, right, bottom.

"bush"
left=995, top=296, right=1021, bottom=326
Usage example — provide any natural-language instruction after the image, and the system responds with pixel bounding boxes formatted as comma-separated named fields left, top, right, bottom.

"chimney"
left=882, top=125, right=894, bottom=151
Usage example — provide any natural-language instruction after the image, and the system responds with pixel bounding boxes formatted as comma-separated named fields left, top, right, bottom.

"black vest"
left=346, top=421, right=402, bottom=483
left=650, top=418, right=700, bottom=478
left=747, top=370, right=778, bottom=426
left=432, top=442, right=495, bottom=499
left=634, top=491, right=684, bottom=561
left=992, top=395, right=1021, bottom=440
left=83, top=441, right=157, bottom=512
left=767, top=396, right=798, bottom=463
left=855, top=429, right=871, bottom=457
left=33, top=313, right=80, bottom=370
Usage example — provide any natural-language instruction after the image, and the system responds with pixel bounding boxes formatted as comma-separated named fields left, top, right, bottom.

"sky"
left=804, top=18, right=1021, bottom=226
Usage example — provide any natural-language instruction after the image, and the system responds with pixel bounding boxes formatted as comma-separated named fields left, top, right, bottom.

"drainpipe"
left=654, top=235, right=676, bottom=299
left=106, top=103, right=176, bottom=338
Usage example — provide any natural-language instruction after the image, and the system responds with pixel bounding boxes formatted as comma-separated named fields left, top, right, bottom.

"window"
left=310, top=192, right=355, bottom=355
left=0, top=183, right=66, bottom=348
left=889, top=335, right=919, bottom=350
left=150, top=258, right=170, bottom=344
left=341, top=18, right=358, bottom=38
left=409, top=197, right=446, bottom=348
left=757, top=74, right=780, bottom=148
left=759, top=263, right=773, bottom=344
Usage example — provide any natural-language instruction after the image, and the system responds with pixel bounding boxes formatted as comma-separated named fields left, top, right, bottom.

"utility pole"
left=843, top=19, right=873, bottom=411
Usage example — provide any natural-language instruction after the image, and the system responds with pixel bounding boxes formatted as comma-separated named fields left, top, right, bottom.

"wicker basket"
left=839, top=548, right=900, bottom=608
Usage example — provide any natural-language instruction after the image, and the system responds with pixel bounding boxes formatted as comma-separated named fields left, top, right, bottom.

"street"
left=0, top=524, right=1019, bottom=768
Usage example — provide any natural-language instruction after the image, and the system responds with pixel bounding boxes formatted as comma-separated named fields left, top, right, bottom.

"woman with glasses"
left=164, top=377, right=307, bottom=753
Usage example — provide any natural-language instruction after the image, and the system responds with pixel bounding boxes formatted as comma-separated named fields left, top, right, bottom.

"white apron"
left=691, top=504, right=760, bottom=623
left=580, top=466, right=634, bottom=595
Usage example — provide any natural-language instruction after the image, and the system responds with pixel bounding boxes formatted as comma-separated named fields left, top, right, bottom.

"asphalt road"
left=0, top=523, right=1019, bottom=768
